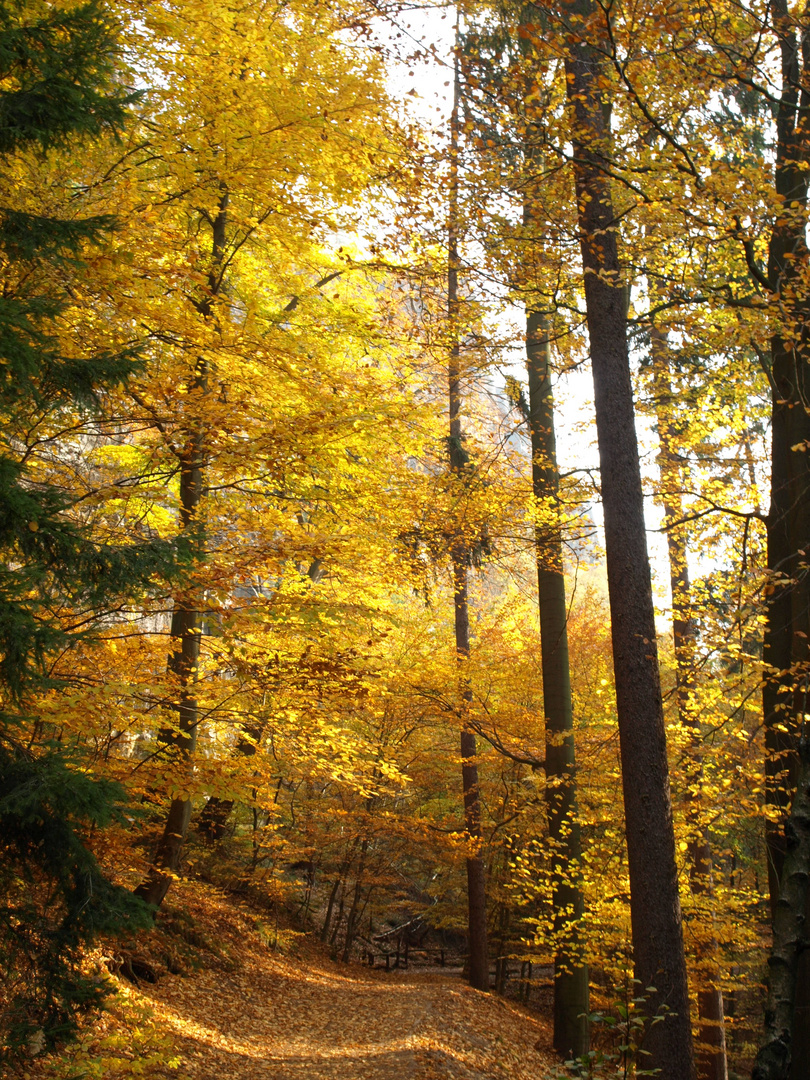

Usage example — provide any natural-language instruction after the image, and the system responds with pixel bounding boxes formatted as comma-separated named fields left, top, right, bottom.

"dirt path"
left=137, top=892, right=558, bottom=1080
left=146, top=960, right=557, bottom=1080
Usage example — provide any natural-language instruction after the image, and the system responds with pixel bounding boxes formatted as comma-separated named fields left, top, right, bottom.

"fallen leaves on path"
left=33, top=881, right=560, bottom=1080
left=148, top=959, right=558, bottom=1080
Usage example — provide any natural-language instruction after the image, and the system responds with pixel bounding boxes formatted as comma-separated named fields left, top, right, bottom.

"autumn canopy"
left=1, top=1, right=809, bottom=1079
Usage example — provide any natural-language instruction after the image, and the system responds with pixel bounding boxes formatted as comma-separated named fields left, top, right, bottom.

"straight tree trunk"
left=651, top=326, right=728, bottom=1080
left=448, top=39, right=489, bottom=993
left=342, top=838, right=369, bottom=963
left=525, top=311, right=589, bottom=1060
left=134, top=426, right=205, bottom=908
left=761, top=0, right=810, bottom=922
left=513, top=12, right=588, bottom=1050
left=754, top=10, right=810, bottom=1075
left=559, top=4, right=695, bottom=1075
left=321, top=876, right=343, bottom=944
left=135, top=192, right=228, bottom=909
left=752, top=741, right=810, bottom=1080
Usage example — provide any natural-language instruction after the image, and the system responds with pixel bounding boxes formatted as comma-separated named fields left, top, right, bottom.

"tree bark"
left=197, top=720, right=264, bottom=843
left=134, top=428, right=205, bottom=908
left=760, top=0, right=810, bottom=923
left=754, top=11, right=810, bottom=1075
left=135, top=192, right=228, bottom=909
left=526, top=311, right=589, bottom=1060
left=342, top=837, right=369, bottom=963
left=559, top=3, right=695, bottom=1075
left=752, top=741, right=810, bottom=1080
left=651, top=326, right=727, bottom=1080
left=448, top=40, right=489, bottom=993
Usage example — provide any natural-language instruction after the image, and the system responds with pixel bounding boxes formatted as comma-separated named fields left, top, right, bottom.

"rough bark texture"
left=756, top=11, right=810, bottom=1076
left=450, top=446, right=489, bottom=992
left=651, top=327, right=727, bottom=1080
left=561, top=3, right=695, bottom=1075
left=135, top=194, right=227, bottom=909
left=135, top=428, right=205, bottom=909
left=526, top=311, right=589, bottom=1059
left=762, top=0, right=810, bottom=923
left=448, top=49, right=489, bottom=993
left=752, top=742, right=810, bottom=1080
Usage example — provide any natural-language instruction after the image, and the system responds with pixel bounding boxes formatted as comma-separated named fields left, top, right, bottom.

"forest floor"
left=29, top=879, right=561, bottom=1080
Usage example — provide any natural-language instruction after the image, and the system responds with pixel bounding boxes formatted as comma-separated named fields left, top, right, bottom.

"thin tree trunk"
left=495, top=900, right=510, bottom=995
left=513, top=10, right=588, bottom=1048
left=135, top=191, right=228, bottom=910
left=525, top=311, right=589, bottom=1060
left=134, top=428, right=205, bottom=908
left=559, top=5, right=695, bottom=1075
left=321, top=877, right=342, bottom=944
left=197, top=721, right=264, bottom=843
left=321, top=844, right=357, bottom=943
left=329, top=885, right=346, bottom=948
left=448, top=36, right=489, bottom=993
left=342, top=838, right=369, bottom=963
left=651, top=326, right=727, bottom=1080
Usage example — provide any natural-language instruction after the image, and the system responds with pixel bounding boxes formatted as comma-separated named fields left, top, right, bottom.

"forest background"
left=1, top=0, right=809, bottom=1078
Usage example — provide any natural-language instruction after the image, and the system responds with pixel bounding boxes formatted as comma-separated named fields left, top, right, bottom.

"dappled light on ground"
left=132, top=889, right=556, bottom=1080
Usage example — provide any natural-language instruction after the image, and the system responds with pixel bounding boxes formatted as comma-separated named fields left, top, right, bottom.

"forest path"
left=139, top=892, right=558, bottom=1080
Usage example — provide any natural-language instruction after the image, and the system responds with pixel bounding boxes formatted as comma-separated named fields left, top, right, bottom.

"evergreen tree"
left=0, top=0, right=176, bottom=1060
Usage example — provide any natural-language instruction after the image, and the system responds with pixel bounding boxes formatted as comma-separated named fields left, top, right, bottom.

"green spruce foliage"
left=0, top=0, right=173, bottom=1060
left=0, top=747, right=152, bottom=1059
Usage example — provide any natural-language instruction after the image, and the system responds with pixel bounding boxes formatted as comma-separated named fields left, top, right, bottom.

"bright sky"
left=375, top=3, right=674, bottom=616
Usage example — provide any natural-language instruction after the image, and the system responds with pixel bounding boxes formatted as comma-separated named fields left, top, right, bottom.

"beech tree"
left=76, top=0, right=411, bottom=909
left=523, top=311, right=589, bottom=1059
left=8, top=0, right=810, bottom=1074
left=547, top=0, right=696, bottom=1074
left=446, top=40, right=490, bottom=994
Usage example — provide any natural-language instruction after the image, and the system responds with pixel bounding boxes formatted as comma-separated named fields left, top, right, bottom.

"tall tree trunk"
left=761, top=0, right=810, bottom=925
left=525, top=311, right=589, bottom=1059
left=134, top=425, right=205, bottom=908
left=559, top=4, right=695, bottom=1075
left=752, top=740, right=810, bottom=1080
left=448, top=38, right=489, bottom=993
left=651, top=327, right=727, bottom=1080
left=754, top=10, right=810, bottom=1075
left=342, top=837, right=369, bottom=963
left=135, top=192, right=228, bottom=909
left=321, top=876, right=343, bottom=944
left=513, top=9, right=587, bottom=1050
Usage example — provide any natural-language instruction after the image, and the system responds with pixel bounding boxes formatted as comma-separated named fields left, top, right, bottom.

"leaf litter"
left=29, top=879, right=558, bottom=1080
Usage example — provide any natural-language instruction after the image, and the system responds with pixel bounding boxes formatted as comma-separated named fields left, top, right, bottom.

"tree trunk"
left=134, top=430, right=205, bottom=908
left=342, top=838, right=369, bottom=963
left=560, top=4, right=695, bottom=1075
left=756, top=12, right=810, bottom=1076
left=752, top=741, right=810, bottom=1080
left=525, top=311, right=589, bottom=1060
left=651, top=326, right=727, bottom=1080
left=448, top=42, right=489, bottom=993
left=198, top=796, right=235, bottom=843
left=329, top=885, right=346, bottom=949
left=321, top=877, right=343, bottom=944
left=134, top=192, right=228, bottom=909
left=196, top=721, right=264, bottom=843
